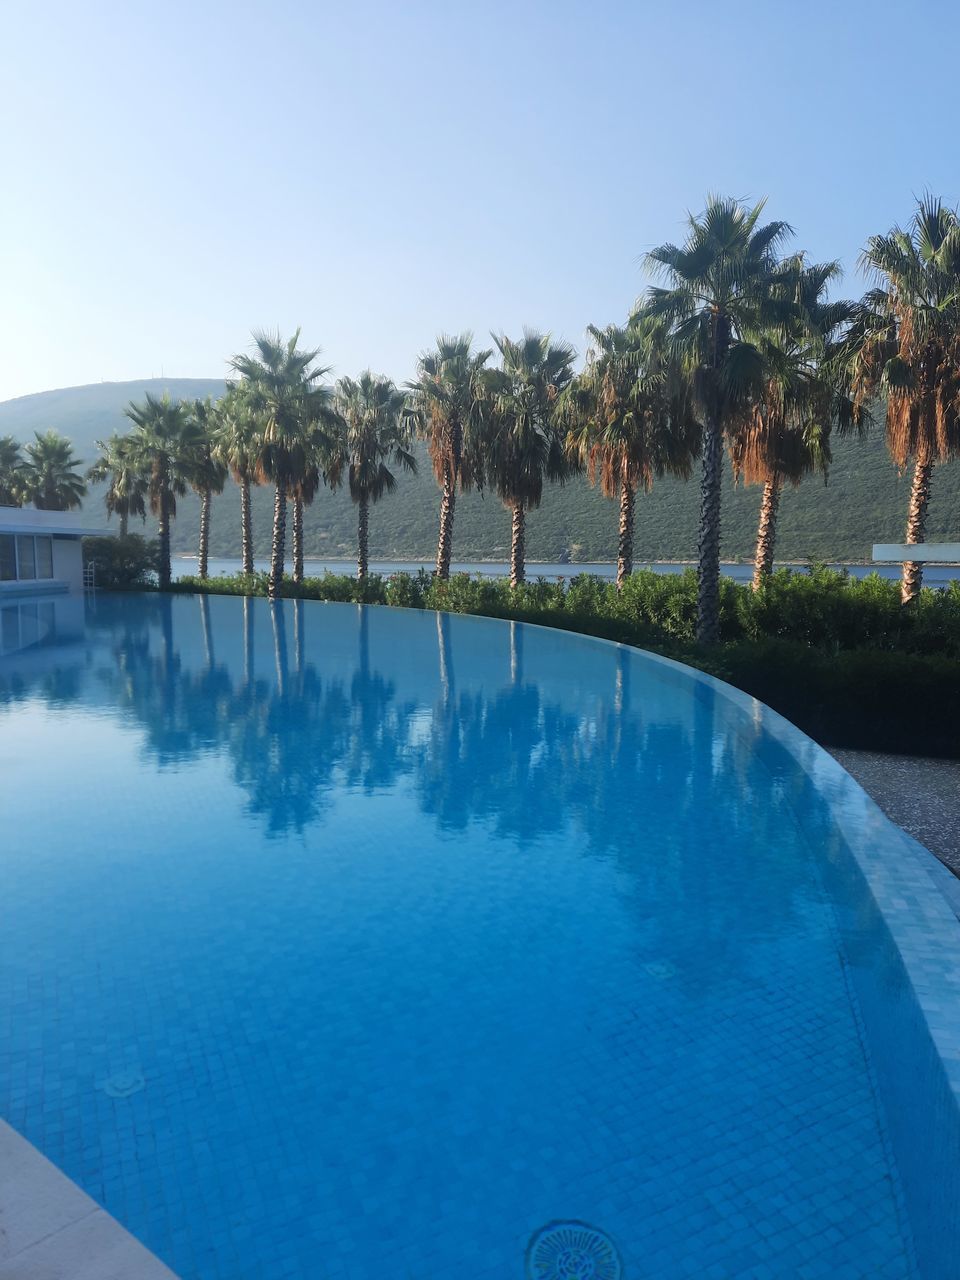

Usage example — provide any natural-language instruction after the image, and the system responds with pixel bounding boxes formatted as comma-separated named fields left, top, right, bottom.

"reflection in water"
left=0, top=593, right=817, bottom=945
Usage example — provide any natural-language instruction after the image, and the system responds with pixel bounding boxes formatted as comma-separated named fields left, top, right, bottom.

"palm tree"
left=288, top=462, right=322, bottom=585
left=188, top=398, right=228, bottom=580
left=0, top=436, right=24, bottom=507
left=87, top=433, right=148, bottom=536
left=849, top=197, right=960, bottom=602
left=230, top=330, right=337, bottom=600
left=563, top=318, right=701, bottom=588
left=20, top=430, right=87, bottom=510
left=730, top=259, right=866, bottom=588
left=483, top=330, right=576, bottom=587
left=214, top=385, right=262, bottom=575
left=124, top=393, right=205, bottom=590
left=642, top=196, right=792, bottom=643
left=332, top=372, right=417, bottom=580
left=406, top=334, right=491, bottom=578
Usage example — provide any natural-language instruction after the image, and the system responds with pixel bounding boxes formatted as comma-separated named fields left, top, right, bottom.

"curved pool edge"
left=473, top=606, right=960, bottom=1276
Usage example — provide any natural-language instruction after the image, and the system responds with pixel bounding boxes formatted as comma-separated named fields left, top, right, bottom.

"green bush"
left=82, top=535, right=159, bottom=590
left=701, top=639, right=960, bottom=758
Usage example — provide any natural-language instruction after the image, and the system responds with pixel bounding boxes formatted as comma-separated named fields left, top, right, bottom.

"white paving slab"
left=0, top=1120, right=177, bottom=1279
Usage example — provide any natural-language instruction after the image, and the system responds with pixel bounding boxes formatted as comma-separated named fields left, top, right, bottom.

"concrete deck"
left=830, top=749, right=960, bottom=877
left=0, top=1120, right=177, bottom=1279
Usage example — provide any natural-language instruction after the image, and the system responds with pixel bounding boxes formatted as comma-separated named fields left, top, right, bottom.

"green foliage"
left=82, top=535, right=159, bottom=590
left=20, top=429, right=87, bottom=510
left=706, top=641, right=960, bottom=757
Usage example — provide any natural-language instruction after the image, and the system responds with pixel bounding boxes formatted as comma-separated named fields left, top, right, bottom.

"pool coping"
left=417, top=602, right=960, bottom=1109
left=542, top=621, right=960, bottom=1101
left=0, top=1118, right=178, bottom=1278
left=639, top=643, right=960, bottom=1095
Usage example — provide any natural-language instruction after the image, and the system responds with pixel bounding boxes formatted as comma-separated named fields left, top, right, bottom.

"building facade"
left=0, top=508, right=104, bottom=657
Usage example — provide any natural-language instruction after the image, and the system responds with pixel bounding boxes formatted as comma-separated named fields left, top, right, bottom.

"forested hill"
left=2, top=378, right=959, bottom=563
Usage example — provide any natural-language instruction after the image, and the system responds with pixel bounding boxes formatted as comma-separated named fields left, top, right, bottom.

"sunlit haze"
left=2, top=0, right=958, bottom=401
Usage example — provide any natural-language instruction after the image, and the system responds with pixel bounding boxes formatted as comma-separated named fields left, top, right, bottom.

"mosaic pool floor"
left=0, top=595, right=923, bottom=1277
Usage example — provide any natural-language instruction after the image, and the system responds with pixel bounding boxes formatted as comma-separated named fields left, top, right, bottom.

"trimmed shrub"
left=82, top=535, right=159, bottom=590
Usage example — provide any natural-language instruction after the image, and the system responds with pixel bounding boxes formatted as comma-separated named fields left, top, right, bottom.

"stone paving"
left=0, top=1119, right=177, bottom=1279
left=830, top=750, right=960, bottom=876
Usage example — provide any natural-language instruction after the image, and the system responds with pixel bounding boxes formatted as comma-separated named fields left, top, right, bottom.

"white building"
left=0, top=507, right=103, bottom=596
left=0, top=508, right=105, bottom=657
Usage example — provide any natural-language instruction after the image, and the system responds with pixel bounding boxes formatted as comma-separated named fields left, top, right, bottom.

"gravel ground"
left=829, top=749, right=960, bottom=877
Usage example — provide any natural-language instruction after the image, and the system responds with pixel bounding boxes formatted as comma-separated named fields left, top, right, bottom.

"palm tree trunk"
left=292, top=497, right=304, bottom=585
left=752, top=473, right=782, bottom=590
left=158, top=488, right=171, bottom=591
left=509, top=502, right=526, bottom=588
left=240, top=477, right=254, bottom=575
left=616, top=481, right=635, bottom=589
left=902, top=458, right=933, bottom=604
left=119, top=510, right=129, bottom=538
left=435, top=467, right=456, bottom=579
left=357, top=494, right=369, bottom=580
left=269, top=482, right=286, bottom=601
left=696, top=414, right=723, bottom=644
left=198, top=484, right=212, bottom=579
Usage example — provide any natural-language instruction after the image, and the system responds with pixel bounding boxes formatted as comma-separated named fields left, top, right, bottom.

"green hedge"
left=82, top=535, right=159, bottom=590
left=170, top=566, right=960, bottom=757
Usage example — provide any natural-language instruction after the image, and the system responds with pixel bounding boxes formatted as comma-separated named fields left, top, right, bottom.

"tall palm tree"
left=730, top=258, right=866, bottom=588
left=849, top=197, right=960, bottom=602
left=188, top=398, right=228, bottom=580
left=642, top=196, right=792, bottom=643
left=214, top=385, right=262, bottom=575
left=483, top=330, right=576, bottom=587
left=20, top=430, right=87, bottom=511
left=87, top=433, right=149, bottom=536
left=124, top=393, right=205, bottom=590
left=563, top=318, right=701, bottom=588
left=406, top=333, right=491, bottom=578
left=0, top=436, right=24, bottom=507
left=332, top=372, right=417, bottom=580
left=288, top=461, right=322, bottom=585
left=230, top=330, right=337, bottom=600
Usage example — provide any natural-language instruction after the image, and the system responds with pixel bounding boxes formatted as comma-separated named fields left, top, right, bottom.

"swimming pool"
left=2, top=593, right=959, bottom=1278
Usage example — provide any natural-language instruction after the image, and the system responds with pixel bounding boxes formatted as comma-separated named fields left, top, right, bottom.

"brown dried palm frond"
left=853, top=197, right=960, bottom=469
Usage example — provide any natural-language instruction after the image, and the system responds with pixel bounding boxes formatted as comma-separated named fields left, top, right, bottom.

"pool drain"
left=100, top=1070, right=145, bottom=1098
left=526, top=1221, right=623, bottom=1280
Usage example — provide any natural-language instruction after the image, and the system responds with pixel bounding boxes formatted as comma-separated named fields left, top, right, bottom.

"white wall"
left=51, top=537, right=84, bottom=592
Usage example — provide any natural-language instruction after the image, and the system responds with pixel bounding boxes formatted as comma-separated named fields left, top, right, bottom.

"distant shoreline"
left=173, top=554, right=885, bottom=569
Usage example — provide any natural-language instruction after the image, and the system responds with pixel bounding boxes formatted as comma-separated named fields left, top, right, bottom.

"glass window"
left=16, top=536, right=36, bottom=580
left=0, top=534, right=14, bottom=581
left=35, top=536, right=53, bottom=579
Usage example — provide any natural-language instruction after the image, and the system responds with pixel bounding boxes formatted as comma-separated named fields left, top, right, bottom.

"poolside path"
left=830, top=749, right=960, bottom=876
left=0, top=1120, right=177, bottom=1279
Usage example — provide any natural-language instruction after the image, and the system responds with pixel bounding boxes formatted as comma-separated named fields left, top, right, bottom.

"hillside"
left=2, top=379, right=959, bottom=563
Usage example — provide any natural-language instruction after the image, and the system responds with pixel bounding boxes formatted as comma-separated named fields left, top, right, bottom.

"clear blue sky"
left=1, top=0, right=958, bottom=402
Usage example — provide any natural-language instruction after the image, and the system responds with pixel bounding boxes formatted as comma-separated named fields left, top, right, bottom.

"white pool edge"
left=0, top=1118, right=178, bottom=1277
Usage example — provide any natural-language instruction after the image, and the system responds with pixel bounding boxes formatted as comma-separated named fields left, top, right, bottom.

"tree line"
left=1, top=193, right=958, bottom=644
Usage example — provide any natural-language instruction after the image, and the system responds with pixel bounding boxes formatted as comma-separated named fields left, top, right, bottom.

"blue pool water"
left=1, top=593, right=958, bottom=1278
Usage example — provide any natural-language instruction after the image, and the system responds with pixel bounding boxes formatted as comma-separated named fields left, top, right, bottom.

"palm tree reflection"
left=8, top=596, right=828, bottom=966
